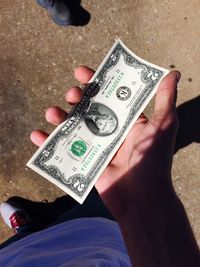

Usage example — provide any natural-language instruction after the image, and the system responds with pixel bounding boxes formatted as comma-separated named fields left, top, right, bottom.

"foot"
left=36, top=0, right=73, bottom=26
left=0, top=202, right=30, bottom=233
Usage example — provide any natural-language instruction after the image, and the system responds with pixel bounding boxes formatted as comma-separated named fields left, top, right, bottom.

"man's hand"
left=31, top=66, right=180, bottom=218
left=31, top=66, right=200, bottom=267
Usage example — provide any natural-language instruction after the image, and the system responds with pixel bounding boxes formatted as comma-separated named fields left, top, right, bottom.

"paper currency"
left=27, top=40, right=169, bottom=204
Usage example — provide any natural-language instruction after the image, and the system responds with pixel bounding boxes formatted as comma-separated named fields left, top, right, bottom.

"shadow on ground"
left=66, top=0, right=91, bottom=26
left=175, top=95, right=200, bottom=153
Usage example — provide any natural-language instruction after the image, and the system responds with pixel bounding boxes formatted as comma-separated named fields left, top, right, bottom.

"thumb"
left=153, top=70, right=181, bottom=121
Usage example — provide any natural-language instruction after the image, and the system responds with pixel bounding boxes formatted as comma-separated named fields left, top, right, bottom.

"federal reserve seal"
left=116, top=86, right=131, bottom=101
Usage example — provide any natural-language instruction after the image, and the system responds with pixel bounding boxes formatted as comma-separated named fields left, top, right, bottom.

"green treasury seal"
left=71, top=140, right=87, bottom=157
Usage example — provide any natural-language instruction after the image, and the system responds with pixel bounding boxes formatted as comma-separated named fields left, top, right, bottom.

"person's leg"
left=36, top=0, right=73, bottom=26
left=35, top=0, right=90, bottom=26
left=0, top=202, right=42, bottom=249
left=0, top=192, right=113, bottom=249
left=52, top=191, right=115, bottom=225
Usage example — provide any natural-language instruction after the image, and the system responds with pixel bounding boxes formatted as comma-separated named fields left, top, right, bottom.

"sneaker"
left=36, top=0, right=73, bottom=26
left=0, top=202, right=29, bottom=233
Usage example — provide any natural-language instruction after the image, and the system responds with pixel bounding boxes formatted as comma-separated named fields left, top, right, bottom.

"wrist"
left=119, top=180, right=177, bottom=221
left=100, top=173, right=176, bottom=221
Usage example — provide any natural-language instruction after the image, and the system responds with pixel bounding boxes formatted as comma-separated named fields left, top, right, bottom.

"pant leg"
left=51, top=192, right=114, bottom=225
left=0, top=192, right=113, bottom=249
left=0, top=222, right=42, bottom=249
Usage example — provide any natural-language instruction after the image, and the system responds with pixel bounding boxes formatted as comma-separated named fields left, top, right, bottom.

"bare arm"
left=115, top=183, right=200, bottom=267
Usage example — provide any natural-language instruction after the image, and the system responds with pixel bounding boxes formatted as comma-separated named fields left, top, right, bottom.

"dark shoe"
left=36, top=0, right=73, bottom=26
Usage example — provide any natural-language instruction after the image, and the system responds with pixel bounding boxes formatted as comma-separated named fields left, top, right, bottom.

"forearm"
left=117, top=187, right=200, bottom=267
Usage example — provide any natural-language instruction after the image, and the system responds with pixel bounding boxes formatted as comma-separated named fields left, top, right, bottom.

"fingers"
left=65, top=66, right=95, bottom=104
left=74, top=66, right=95, bottom=84
left=45, top=106, right=68, bottom=125
left=30, top=130, right=49, bottom=147
left=153, top=70, right=181, bottom=120
left=30, top=66, right=95, bottom=147
left=136, top=113, right=148, bottom=124
left=46, top=83, right=85, bottom=126
left=65, top=86, right=82, bottom=104
left=31, top=106, right=68, bottom=147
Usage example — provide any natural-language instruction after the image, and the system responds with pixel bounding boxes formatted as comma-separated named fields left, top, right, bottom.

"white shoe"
left=0, top=202, right=28, bottom=233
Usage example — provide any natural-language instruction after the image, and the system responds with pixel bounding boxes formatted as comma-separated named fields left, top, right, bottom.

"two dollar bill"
left=27, top=40, right=169, bottom=204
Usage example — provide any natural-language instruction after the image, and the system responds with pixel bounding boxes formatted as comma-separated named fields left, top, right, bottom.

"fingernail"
left=176, top=71, right=181, bottom=83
